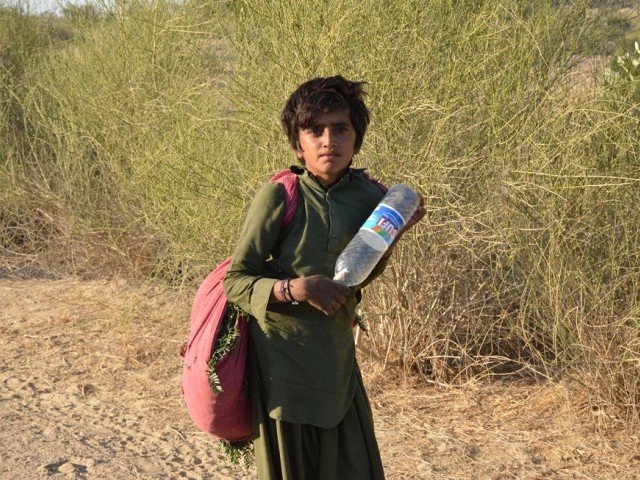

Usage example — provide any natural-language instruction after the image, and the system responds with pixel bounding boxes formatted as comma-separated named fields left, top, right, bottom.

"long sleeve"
left=223, top=182, right=286, bottom=323
left=222, top=168, right=387, bottom=428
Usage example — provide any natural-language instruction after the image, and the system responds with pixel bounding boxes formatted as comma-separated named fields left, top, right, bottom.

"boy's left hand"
left=403, top=193, right=426, bottom=232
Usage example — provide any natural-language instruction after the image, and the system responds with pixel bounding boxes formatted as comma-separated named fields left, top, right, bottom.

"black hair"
left=280, top=75, right=370, bottom=157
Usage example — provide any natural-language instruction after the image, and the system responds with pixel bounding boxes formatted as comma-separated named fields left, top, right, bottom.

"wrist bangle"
left=283, top=278, right=291, bottom=302
left=287, top=278, right=299, bottom=305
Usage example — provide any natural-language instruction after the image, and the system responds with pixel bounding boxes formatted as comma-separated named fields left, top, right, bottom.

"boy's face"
left=295, top=109, right=356, bottom=187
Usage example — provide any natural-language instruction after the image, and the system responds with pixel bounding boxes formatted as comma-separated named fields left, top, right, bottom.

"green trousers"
left=249, top=349, right=385, bottom=480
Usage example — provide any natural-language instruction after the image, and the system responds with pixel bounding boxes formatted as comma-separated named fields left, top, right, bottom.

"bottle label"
left=362, top=204, right=406, bottom=248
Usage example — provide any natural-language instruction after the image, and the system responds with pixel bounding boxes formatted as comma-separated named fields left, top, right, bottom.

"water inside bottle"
left=360, top=231, right=388, bottom=252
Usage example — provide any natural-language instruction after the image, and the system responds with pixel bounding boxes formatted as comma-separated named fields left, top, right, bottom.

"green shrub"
left=605, top=41, right=640, bottom=102
left=3, top=0, right=640, bottom=424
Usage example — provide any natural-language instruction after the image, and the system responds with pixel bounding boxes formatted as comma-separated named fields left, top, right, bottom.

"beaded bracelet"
left=279, top=278, right=299, bottom=305
left=279, top=279, right=288, bottom=302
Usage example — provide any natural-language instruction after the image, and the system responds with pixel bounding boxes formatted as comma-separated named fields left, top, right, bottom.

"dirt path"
left=1, top=278, right=639, bottom=479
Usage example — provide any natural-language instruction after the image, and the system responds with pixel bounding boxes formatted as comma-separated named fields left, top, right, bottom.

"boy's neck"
left=306, top=167, right=350, bottom=191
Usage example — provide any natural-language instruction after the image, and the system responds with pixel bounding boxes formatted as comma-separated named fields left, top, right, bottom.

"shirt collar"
left=293, top=165, right=353, bottom=193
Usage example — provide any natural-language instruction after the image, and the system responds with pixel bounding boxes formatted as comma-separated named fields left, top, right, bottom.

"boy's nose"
left=321, top=128, right=336, bottom=147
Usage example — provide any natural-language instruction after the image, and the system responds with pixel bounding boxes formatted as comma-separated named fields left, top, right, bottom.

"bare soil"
left=1, top=277, right=639, bottom=479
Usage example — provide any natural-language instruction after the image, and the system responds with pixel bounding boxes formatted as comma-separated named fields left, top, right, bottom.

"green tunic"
left=223, top=166, right=387, bottom=478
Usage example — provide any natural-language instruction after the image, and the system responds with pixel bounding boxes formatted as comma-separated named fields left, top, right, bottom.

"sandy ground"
left=1, top=277, right=640, bottom=480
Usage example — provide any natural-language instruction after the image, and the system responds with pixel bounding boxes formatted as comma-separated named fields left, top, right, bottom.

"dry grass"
left=2, top=276, right=640, bottom=479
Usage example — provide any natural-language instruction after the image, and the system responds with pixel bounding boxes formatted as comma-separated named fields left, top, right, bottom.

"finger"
left=411, top=206, right=426, bottom=223
left=335, top=283, right=350, bottom=296
left=334, top=292, right=347, bottom=305
left=309, top=298, right=332, bottom=316
left=321, top=298, right=342, bottom=316
left=320, top=298, right=334, bottom=315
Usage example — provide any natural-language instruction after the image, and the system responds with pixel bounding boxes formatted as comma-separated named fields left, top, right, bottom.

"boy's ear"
left=292, top=146, right=305, bottom=161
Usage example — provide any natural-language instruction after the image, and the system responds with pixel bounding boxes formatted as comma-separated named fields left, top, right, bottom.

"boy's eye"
left=304, top=124, right=350, bottom=136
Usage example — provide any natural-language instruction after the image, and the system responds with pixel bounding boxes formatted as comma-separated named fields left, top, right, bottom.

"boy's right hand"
left=290, top=275, right=350, bottom=316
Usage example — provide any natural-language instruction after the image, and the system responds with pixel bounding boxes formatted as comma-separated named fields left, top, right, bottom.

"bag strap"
left=360, top=170, right=388, bottom=194
left=182, top=170, right=299, bottom=355
left=269, top=169, right=299, bottom=226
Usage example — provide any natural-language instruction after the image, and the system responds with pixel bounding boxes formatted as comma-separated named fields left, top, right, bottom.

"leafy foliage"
left=604, top=41, right=640, bottom=102
left=207, top=303, right=244, bottom=394
left=218, top=439, right=253, bottom=466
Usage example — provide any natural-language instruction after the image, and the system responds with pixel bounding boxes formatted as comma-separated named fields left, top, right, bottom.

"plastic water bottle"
left=334, top=184, right=420, bottom=286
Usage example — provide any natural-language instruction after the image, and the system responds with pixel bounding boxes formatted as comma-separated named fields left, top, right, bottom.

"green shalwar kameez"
left=223, top=167, right=388, bottom=480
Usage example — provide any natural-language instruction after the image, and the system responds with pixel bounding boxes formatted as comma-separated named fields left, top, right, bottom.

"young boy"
left=223, top=76, right=424, bottom=479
